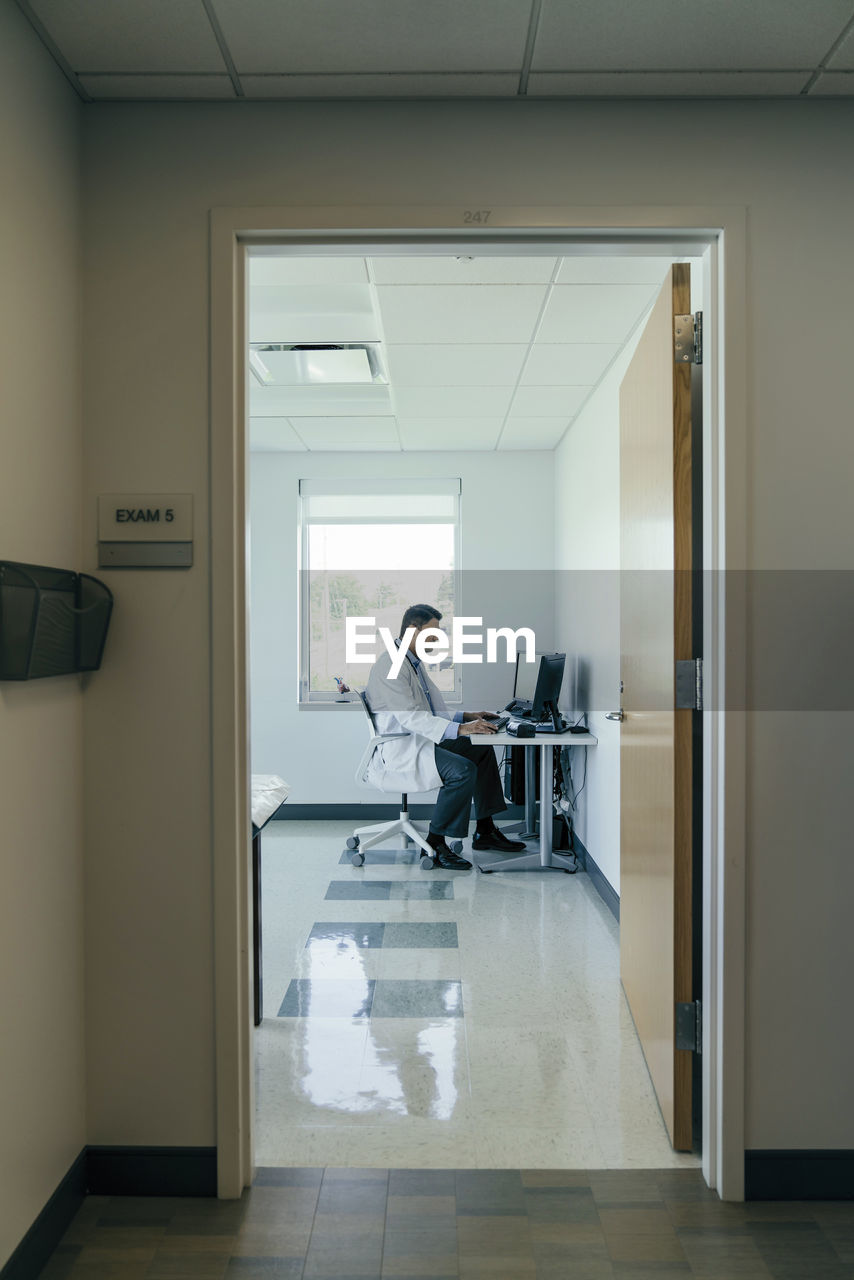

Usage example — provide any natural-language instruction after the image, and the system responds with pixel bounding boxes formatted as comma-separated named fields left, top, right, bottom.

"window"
left=299, top=478, right=461, bottom=702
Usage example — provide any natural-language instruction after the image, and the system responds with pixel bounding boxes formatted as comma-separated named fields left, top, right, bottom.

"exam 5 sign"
left=345, top=617, right=536, bottom=677
left=97, top=493, right=193, bottom=542
left=115, top=506, right=177, bottom=523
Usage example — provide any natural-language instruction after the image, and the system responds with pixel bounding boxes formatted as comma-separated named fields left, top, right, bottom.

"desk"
left=251, top=774, right=290, bottom=1025
left=470, top=730, right=596, bottom=873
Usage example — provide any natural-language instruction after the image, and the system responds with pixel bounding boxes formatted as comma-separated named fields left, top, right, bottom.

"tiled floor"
left=42, top=1167, right=854, bottom=1279
left=255, top=821, right=700, bottom=1170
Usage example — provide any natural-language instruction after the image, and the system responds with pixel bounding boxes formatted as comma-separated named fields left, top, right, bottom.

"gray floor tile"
left=38, top=1244, right=81, bottom=1278
left=146, top=1249, right=232, bottom=1277
left=306, top=922, right=387, bottom=948
left=525, top=1186, right=600, bottom=1224
left=382, top=922, right=459, bottom=949
left=747, top=1219, right=850, bottom=1277
left=316, top=1179, right=389, bottom=1215
left=277, top=978, right=375, bottom=1018
left=371, top=979, right=463, bottom=1018
left=534, top=1241, right=615, bottom=1279
left=388, top=1170, right=457, bottom=1197
left=321, top=1168, right=389, bottom=1185
left=611, top=1264, right=690, bottom=1277
left=388, top=881, right=455, bottom=900
left=224, top=1261, right=305, bottom=1278
left=324, top=881, right=393, bottom=900
left=253, top=1168, right=324, bottom=1188
left=455, top=1170, right=527, bottom=1216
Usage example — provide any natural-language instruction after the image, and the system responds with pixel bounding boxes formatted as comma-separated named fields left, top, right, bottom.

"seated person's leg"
left=439, top=739, right=526, bottom=855
left=429, top=745, right=477, bottom=869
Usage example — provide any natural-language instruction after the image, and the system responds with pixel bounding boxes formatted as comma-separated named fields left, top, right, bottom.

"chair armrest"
left=354, top=732, right=411, bottom=785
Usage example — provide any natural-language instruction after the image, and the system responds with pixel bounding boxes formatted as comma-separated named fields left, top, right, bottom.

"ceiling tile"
left=291, top=417, right=400, bottom=449
left=498, top=419, right=570, bottom=450
left=376, top=285, right=548, bottom=345
left=528, top=71, right=813, bottom=96
left=30, top=0, right=227, bottom=72
left=393, top=386, right=514, bottom=418
left=509, top=386, right=591, bottom=418
left=249, top=256, right=369, bottom=286
left=827, top=26, right=854, bottom=69
left=371, top=257, right=557, bottom=285
left=250, top=284, right=379, bottom=343
left=249, top=418, right=307, bottom=451
left=810, top=72, right=854, bottom=94
left=240, top=73, right=519, bottom=97
left=522, top=344, right=619, bottom=385
left=555, top=257, right=673, bottom=285
left=397, top=418, right=502, bottom=450
left=212, top=0, right=531, bottom=73
left=532, top=0, right=854, bottom=71
left=250, top=384, right=392, bottom=417
left=538, top=284, right=656, bottom=344
left=385, top=344, right=528, bottom=387
left=79, top=74, right=234, bottom=99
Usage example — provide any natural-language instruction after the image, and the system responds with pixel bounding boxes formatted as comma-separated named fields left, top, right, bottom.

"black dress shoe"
left=429, top=843, right=473, bottom=870
left=471, top=829, right=527, bottom=854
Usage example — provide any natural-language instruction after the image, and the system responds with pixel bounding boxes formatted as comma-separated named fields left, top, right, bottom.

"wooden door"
left=619, top=264, right=695, bottom=1150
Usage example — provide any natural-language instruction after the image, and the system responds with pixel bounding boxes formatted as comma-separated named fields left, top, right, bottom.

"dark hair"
left=399, top=603, right=442, bottom=637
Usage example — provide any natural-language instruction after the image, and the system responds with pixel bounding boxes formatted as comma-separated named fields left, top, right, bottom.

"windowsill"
left=298, top=700, right=362, bottom=710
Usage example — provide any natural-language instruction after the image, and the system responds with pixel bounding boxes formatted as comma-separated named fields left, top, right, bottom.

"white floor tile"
left=255, top=819, right=701, bottom=1170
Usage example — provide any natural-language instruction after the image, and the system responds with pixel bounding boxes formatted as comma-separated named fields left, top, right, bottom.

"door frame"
left=209, top=203, right=748, bottom=1199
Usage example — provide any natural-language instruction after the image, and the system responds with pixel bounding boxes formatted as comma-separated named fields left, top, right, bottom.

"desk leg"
left=253, top=831, right=262, bottom=1026
left=498, top=746, right=539, bottom=840
left=476, top=742, right=576, bottom=873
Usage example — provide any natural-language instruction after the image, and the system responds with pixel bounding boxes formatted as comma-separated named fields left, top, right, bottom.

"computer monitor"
left=531, top=652, right=566, bottom=730
left=513, top=651, right=539, bottom=704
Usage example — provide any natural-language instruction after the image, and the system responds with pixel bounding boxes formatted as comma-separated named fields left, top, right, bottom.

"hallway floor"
left=43, top=1167, right=854, bottom=1279
left=255, top=820, right=699, bottom=1169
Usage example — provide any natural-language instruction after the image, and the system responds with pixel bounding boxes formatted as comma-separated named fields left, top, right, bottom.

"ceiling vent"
left=249, top=343, right=387, bottom=387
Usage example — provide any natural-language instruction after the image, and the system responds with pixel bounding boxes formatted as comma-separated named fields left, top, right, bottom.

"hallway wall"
left=80, top=98, right=854, bottom=1159
left=0, top=4, right=84, bottom=1269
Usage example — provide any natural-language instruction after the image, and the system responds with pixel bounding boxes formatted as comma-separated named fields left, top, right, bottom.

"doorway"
left=209, top=205, right=748, bottom=1201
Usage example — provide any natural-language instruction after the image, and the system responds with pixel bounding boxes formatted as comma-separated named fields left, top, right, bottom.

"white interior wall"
left=552, top=334, right=640, bottom=893
left=80, top=98, right=854, bottom=1158
left=0, top=6, right=84, bottom=1268
left=250, top=449, right=555, bottom=805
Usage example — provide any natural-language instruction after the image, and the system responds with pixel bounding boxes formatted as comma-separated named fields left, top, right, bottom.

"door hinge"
left=675, top=1000, right=702, bottom=1053
left=675, top=658, right=703, bottom=710
left=674, top=311, right=703, bottom=365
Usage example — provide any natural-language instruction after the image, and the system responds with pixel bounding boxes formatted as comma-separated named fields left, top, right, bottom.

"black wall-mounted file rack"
left=0, top=560, right=113, bottom=680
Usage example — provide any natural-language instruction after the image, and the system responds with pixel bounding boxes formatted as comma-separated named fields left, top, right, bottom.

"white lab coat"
left=363, top=648, right=455, bottom=794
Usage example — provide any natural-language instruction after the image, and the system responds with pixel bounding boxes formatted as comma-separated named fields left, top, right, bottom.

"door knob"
left=606, top=709, right=624, bottom=722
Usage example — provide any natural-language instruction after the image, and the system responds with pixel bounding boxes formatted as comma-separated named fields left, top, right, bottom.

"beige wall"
left=80, top=98, right=854, bottom=1154
left=0, top=3, right=84, bottom=1268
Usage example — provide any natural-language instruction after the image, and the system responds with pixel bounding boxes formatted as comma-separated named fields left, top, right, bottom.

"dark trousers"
left=430, top=737, right=507, bottom=838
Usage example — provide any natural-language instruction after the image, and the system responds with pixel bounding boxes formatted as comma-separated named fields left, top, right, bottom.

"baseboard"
left=745, top=1149, right=854, bottom=1200
left=274, top=803, right=526, bottom=821
left=0, top=1149, right=87, bottom=1280
left=86, top=1146, right=217, bottom=1197
left=572, top=836, right=620, bottom=922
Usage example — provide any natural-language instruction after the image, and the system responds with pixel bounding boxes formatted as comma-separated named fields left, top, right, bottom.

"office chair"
left=347, top=690, right=464, bottom=870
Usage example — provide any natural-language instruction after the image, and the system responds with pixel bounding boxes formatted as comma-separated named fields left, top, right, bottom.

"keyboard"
left=490, top=713, right=511, bottom=730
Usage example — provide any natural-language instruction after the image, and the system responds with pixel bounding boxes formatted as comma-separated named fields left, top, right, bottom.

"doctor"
left=365, top=604, right=527, bottom=870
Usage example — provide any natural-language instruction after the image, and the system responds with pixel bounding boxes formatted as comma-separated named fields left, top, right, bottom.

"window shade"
left=300, top=478, right=460, bottom=523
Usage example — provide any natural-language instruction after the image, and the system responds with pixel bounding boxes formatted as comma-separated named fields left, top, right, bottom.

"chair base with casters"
left=346, top=793, right=464, bottom=870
